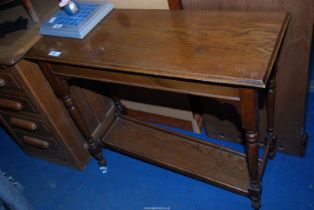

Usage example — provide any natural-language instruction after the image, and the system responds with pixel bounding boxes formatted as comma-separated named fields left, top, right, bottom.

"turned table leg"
left=39, top=62, right=106, bottom=167
left=106, top=85, right=127, bottom=116
left=265, top=77, right=277, bottom=159
left=240, top=88, right=261, bottom=210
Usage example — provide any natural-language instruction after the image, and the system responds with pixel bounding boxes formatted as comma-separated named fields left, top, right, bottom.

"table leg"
left=106, top=85, right=127, bottom=116
left=39, top=62, right=106, bottom=167
left=265, top=77, right=277, bottom=159
left=240, top=88, right=261, bottom=210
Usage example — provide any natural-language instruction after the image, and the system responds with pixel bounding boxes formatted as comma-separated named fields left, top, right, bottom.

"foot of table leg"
left=245, top=130, right=262, bottom=210
left=240, top=88, right=261, bottom=210
left=249, top=182, right=261, bottom=210
left=87, top=138, right=106, bottom=167
left=265, top=77, right=277, bottom=159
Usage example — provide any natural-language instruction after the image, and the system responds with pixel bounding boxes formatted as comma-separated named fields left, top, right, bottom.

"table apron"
left=51, top=63, right=240, bottom=101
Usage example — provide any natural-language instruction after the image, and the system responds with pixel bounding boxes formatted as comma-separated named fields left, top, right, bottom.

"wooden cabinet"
left=0, top=60, right=93, bottom=169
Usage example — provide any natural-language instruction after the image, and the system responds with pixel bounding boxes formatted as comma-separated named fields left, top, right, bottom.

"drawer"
left=0, top=94, right=37, bottom=113
left=0, top=112, right=52, bottom=138
left=0, top=71, right=21, bottom=91
left=14, top=131, right=71, bottom=164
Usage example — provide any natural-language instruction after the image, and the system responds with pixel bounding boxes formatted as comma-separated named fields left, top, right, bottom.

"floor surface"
left=0, top=91, right=313, bottom=210
left=1, top=63, right=314, bottom=210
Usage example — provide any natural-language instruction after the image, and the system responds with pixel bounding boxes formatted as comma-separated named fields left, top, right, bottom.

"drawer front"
left=0, top=71, right=21, bottom=91
left=0, top=112, right=52, bottom=138
left=0, top=94, right=37, bottom=113
left=14, top=131, right=71, bottom=164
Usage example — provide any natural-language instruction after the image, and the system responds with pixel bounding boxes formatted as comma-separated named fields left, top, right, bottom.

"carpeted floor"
left=0, top=90, right=313, bottom=210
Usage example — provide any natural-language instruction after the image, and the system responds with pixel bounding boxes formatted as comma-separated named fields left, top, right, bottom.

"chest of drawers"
left=0, top=60, right=92, bottom=169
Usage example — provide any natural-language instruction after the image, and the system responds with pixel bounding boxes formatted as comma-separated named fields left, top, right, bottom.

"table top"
left=26, top=9, right=289, bottom=88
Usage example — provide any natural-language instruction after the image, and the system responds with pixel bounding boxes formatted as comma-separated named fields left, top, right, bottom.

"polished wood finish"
left=38, top=62, right=106, bottom=167
left=26, top=9, right=288, bottom=209
left=168, top=0, right=182, bottom=9
left=52, top=63, right=240, bottom=101
left=0, top=98, right=23, bottom=110
left=9, top=116, right=38, bottom=131
left=0, top=0, right=116, bottom=169
left=0, top=71, right=21, bottom=90
left=239, top=88, right=260, bottom=209
left=0, top=93, right=37, bottom=113
left=22, top=135, right=50, bottom=149
left=103, top=116, right=252, bottom=196
left=265, top=75, right=277, bottom=159
left=126, top=109, right=193, bottom=131
left=26, top=10, right=289, bottom=88
left=0, top=60, right=91, bottom=169
left=184, top=0, right=314, bottom=156
left=0, top=112, right=52, bottom=137
left=70, top=83, right=115, bottom=138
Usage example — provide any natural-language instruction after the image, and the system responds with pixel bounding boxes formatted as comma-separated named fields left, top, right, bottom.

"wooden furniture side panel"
left=13, top=60, right=91, bottom=169
left=182, top=0, right=314, bottom=155
left=70, top=81, right=115, bottom=136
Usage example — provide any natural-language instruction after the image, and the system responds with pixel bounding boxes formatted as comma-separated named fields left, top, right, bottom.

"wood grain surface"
left=103, top=117, right=251, bottom=195
left=26, top=9, right=289, bottom=88
left=181, top=0, right=313, bottom=155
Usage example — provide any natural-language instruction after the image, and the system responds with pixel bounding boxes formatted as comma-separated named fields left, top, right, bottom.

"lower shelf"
left=102, top=117, right=250, bottom=196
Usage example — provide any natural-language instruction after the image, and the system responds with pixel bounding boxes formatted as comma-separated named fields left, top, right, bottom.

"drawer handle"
left=0, top=78, right=6, bottom=87
left=22, top=136, right=50, bottom=149
left=10, top=117, right=38, bottom=131
left=0, top=98, right=23, bottom=111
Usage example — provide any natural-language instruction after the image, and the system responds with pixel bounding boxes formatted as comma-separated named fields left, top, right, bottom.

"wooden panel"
left=69, top=80, right=115, bottom=136
left=13, top=60, right=91, bottom=169
left=116, top=85, right=198, bottom=132
left=0, top=98, right=23, bottom=111
left=52, top=63, right=240, bottom=101
left=126, top=109, right=193, bottom=131
left=10, top=117, right=38, bottom=131
left=14, top=130, right=72, bottom=164
left=182, top=0, right=314, bottom=155
left=0, top=112, right=52, bottom=137
left=168, top=0, right=182, bottom=9
left=110, top=0, right=169, bottom=9
left=26, top=9, right=289, bottom=88
left=22, top=136, right=50, bottom=149
left=0, top=93, right=37, bottom=113
left=103, top=117, right=251, bottom=195
left=0, top=69, right=22, bottom=90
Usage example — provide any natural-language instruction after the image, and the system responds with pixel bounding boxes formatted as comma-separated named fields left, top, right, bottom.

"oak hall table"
left=26, top=10, right=290, bottom=209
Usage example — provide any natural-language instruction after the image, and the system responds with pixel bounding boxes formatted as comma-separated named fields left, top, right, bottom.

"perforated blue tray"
left=40, top=1, right=114, bottom=39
